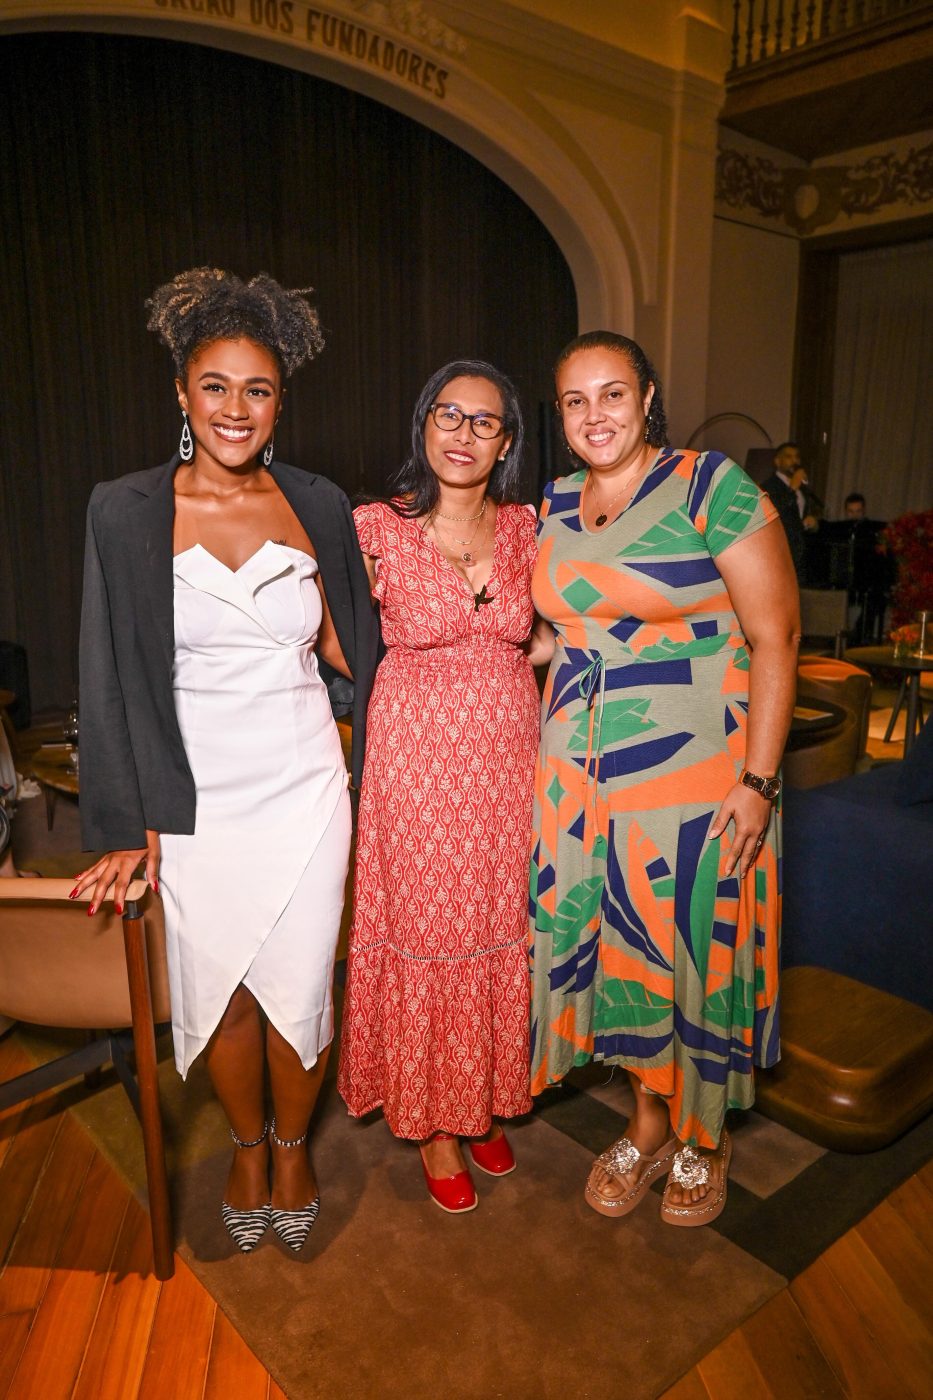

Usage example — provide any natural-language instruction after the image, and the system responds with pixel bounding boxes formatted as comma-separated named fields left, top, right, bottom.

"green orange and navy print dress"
left=529, top=448, right=782, bottom=1150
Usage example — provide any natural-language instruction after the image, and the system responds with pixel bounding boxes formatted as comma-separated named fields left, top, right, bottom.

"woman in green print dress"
left=529, top=332, right=799, bottom=1226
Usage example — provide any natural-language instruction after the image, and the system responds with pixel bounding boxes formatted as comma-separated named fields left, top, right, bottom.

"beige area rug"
left=14, top=1025, right=785, bottom=1400
left=11, top=1015, right=933, bottom=1399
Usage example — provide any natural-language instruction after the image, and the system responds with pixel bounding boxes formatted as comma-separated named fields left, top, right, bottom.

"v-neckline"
left=407, top=503, right=504, bottom=603
left=577, top=450, right=665, bottom=537
left=173, top=540, right=312, bottom=575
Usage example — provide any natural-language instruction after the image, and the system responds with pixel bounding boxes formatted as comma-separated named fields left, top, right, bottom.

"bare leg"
left=267, top=1025, right=330, bottom=1209
left=623, top=1072, right=721, bottom=1208
left=586, top=1072, right=674, bottom=1212
left=624, top=1071, right=672, bottom=1155
left=421, top=1133, right=468, bottom=1177
left=204, top=984, right=270, bottom=1210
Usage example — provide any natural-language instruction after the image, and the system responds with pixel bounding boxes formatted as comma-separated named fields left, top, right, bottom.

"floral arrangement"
left=879, top=509, right=933, bottom=630
left=889, top=622, right=920, bottom=655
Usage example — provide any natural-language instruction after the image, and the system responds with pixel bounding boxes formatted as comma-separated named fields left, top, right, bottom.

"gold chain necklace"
left=431, top=500, right=487, bottom=562
left=587, top=457, right=652, bottom=526
left=434, top=499, right=487, bottom=523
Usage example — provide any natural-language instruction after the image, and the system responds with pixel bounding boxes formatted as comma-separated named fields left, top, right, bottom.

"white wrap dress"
left=160, top=540, right=351, bottom=1077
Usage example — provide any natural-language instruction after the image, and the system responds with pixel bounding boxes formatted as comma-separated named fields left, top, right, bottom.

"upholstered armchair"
left=0, top=879, right=173, bottom=1278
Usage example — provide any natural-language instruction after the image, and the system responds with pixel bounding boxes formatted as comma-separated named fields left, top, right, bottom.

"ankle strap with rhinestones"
left=229, top=1122, right=268, bottom=1150
left=270, top=1118, right=308, bottom=1149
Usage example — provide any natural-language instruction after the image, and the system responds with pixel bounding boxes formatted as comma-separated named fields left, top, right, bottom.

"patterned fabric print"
left=529, top=450, right=782, bottom=1150
left=337, top=502, right=539, bottom=1139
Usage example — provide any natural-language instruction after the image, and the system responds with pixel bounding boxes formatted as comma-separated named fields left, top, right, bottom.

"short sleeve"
left=692, top=455, right=779, bottom=557
left=536, top=480, right=555, bottom=538
left=353, top=502, right=384, bottom=556
left=518, top=501, right=539, bottom=567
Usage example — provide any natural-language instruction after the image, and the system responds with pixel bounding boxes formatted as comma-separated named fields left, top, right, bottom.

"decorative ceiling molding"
left=716, top=146, right=783, bottom=219
left=716, top=140, right=933, bottom=235
left=350, top=0, right=466, bottom=56
left=844, top=143, right=933, bottom=214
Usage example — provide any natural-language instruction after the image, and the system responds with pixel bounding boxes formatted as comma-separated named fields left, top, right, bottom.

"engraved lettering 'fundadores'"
left=152, top=1, right=450, bottom=101
left=305, top=10, right=448, bottom=97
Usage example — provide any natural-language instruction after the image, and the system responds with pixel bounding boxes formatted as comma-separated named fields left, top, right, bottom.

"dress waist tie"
left=577, top=651, right=607, bottom=838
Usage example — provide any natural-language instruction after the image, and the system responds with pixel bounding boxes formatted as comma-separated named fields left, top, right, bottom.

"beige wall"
left=711, top=123, right=933, bottom=475
left=703, top=216, right=799, bottom=465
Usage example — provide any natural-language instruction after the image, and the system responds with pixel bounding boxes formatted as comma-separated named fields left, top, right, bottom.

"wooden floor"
left=1, top=1031, right=931, bottom=1400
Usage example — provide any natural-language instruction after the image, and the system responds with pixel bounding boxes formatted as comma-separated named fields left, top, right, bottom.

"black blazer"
left=79, top=457, right=380, bottom=850
left=761, top=471, right=804, bottom=572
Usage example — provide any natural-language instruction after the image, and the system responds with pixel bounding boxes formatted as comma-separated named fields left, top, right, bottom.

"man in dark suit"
left=761, top=441, right=819, bottom=579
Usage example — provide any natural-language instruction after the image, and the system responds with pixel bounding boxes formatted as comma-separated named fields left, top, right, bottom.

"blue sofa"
left=781, top=719, right=933, bottom=1013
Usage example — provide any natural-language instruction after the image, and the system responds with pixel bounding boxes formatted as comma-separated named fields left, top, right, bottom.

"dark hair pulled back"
left=554, top=330, right=668, bottom=456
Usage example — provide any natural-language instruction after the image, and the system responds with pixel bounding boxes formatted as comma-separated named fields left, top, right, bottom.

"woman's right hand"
left=70, top=829, right=161, bottom=914
left=524, top=614, right=556, bottom=667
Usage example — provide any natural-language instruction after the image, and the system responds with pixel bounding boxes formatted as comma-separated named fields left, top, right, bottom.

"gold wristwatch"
left=741, top=770, right=782, bottom=801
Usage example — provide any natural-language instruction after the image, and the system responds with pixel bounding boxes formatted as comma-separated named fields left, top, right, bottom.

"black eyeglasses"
left=429, top=403, right=505, bottom=440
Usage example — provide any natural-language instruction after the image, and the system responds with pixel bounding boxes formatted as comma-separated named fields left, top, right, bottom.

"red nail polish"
left=152, top=880, right=160, bottom=894
left=115, top=903, right=124, bottom=915
left=69, top=887, right=78, bottom=899
left=87, top=905, right=96, bottom=916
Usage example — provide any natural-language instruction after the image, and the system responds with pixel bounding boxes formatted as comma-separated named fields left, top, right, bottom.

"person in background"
left=529, top=330, right=799, bottom=1228
left=72, top=268, right=378, bottom=1255
left=839, top=493, right=890, bottom=642
left=844, top=492, right=867, bottom=521
left=761, top=442, right=820, bottom=579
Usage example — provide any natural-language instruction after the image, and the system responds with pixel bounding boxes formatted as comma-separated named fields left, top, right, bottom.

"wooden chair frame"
left=0, top=880, right=173, bottom=1280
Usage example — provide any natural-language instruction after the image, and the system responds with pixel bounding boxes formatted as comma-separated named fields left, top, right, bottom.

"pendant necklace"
left=431, top=498, right=487, bottom=563
left=588, top=457, right=650, bottom=527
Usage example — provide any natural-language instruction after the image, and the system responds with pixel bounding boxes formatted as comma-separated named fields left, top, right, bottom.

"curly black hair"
left=146, top=267, right=324, bottom=377
left=391, top=359, right=526, bottom=518
left=554, top=329, right=669, bottom=452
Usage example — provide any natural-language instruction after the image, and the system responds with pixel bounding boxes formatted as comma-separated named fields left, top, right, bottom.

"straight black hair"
left=391, top=359, right=525, bottom=517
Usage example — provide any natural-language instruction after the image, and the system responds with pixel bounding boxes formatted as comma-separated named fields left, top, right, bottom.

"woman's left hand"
left=708, top=783, right=772, bottom=878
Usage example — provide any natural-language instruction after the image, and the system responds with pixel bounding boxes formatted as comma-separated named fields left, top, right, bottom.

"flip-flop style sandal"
left=660, top=1130, right=732, bottom=1228
left=585, top=1134, right=678, bottom=1218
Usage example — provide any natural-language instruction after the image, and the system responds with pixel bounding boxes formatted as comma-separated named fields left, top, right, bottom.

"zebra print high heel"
left=221, top=1122, right=271, bottom=1253
left=269, top=1118, right=320, bottom=1253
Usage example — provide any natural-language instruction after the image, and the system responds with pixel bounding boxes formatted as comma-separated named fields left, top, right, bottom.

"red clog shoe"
left=468, top=1129, right=516, bottom=1177
left=419, top=1135, right=478, bottom=1214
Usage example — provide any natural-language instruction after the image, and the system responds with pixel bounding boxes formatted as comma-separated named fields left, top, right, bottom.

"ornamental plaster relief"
left=716, top=126, right=933, bottom=238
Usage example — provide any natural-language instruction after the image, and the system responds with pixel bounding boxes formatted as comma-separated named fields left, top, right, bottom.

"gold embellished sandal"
left=659, top=1130, right=732, bottom=1228
left=584, top=1134, right=678, bottom=1218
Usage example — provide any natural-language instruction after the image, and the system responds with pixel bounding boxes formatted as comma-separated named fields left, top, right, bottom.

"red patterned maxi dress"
left=337, top=501, right=539, bottom=1139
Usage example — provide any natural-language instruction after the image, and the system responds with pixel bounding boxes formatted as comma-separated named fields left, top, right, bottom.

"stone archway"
left=0, top=0, right=639, bottom=331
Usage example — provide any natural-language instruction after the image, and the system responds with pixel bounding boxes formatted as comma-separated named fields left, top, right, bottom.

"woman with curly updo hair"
left=73, top=268, right=379, bottom=1255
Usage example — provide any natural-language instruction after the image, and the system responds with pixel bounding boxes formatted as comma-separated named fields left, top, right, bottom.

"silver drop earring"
left=179, top=412, right=194, bottom=462
left=263, top=437, right=275, bottom=468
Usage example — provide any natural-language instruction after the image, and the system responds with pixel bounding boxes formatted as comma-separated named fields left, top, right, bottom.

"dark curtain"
left=0, top=33, right=576, bottom=710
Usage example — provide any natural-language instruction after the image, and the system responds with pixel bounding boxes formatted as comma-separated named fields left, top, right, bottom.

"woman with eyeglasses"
left=337, top=359, right=550, bottom=1212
